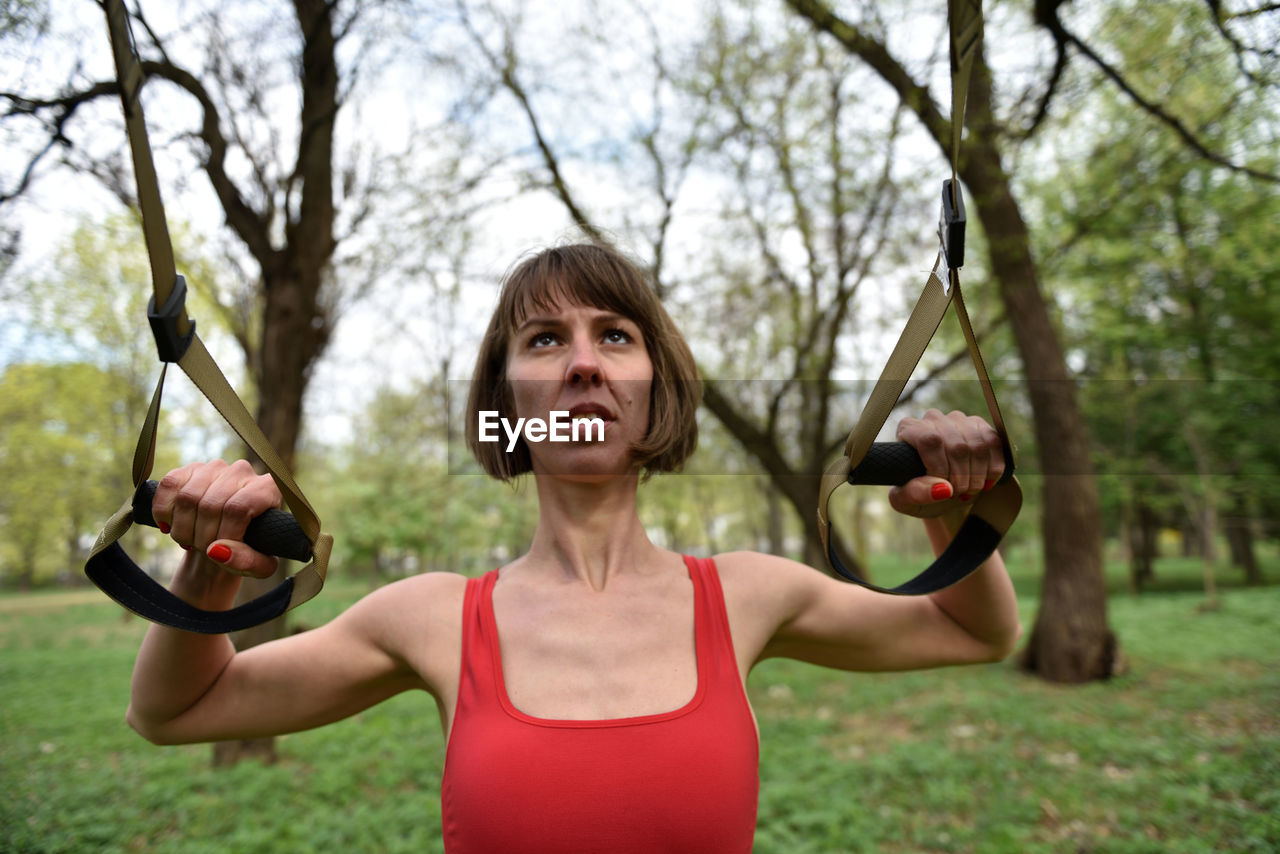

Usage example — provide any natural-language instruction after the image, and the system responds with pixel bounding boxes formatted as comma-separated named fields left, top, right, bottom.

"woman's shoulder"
left=341, top=571, right=470, bottom=632
left=702, top=551, right=838, bottom=667
left=707, top=550, right=828, bottom=612
left=710, top=549, right=819, bottom=581
left=335, top=571, right=472, bottom=692
left=364, top=569, right=471, bottom=600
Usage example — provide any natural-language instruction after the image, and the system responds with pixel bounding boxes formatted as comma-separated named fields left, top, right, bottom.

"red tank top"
left=441, top=555, right=759, bottom=853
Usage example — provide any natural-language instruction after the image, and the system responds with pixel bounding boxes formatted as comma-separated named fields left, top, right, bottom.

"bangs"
left=502, top=245, right=654, bottom=338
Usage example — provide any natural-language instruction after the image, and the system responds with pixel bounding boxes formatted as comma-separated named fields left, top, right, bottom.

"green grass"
left=3, top=569, right=1277, bottom=853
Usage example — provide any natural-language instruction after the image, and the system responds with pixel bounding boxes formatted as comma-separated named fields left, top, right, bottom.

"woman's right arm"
left=127, top=461, right=464, bottom=745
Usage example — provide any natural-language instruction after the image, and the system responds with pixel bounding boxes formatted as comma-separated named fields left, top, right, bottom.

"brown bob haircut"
left=466, top=242, right=701, bottom=481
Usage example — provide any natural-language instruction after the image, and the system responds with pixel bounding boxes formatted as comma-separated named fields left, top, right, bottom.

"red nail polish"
left=983, top=479, right=995, bottom=492
left=931, top=483, right=953, bottom=501
left=158, top=522, right=171, bottom=534
left=207, top=544, right=232, bottom=564
left=959, top=493, right=974, bottom=503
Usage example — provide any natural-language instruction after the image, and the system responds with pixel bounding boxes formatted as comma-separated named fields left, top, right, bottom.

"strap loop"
left=817, top=255, right=1021, bottom=594
left=146, top=274, right=196, bottom=362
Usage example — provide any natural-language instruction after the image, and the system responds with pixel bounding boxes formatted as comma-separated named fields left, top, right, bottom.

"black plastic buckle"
left=147, top=275, right=196, bottom=363
left=939, top=178, right=965, bottom=270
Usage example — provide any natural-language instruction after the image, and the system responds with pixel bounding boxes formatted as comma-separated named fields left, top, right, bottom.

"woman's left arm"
left=721, top=409, right=1021, bottom=674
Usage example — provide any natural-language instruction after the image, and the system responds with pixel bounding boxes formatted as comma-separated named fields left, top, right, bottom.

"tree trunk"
left=212, top=0, right=338, bottom=768
left=1182, top=516, right=1199, bottom=557
left=1225, top=495, right=1261, bottom=584
left=960, top=101, right=1116, bottom=681
left=212, top=270, right=329, bottom=767
left=1128, top=500, right=1156, bottom=592
left=1199, top=503, right=1220, bottom=611
left=16, top=544, right=35, bottom=591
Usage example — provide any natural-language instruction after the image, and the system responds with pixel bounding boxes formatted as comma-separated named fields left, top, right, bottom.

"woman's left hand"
left=889, top=409, right=1005, bottom=518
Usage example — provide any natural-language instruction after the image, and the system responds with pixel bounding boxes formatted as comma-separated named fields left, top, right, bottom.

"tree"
left=1, top=0, right=433, bottom=765
left=0, top=361, right=131, bottom=587
left=1030, top=2, right=1280, bottom=594
left=783, top=0, right=1278, bottom=677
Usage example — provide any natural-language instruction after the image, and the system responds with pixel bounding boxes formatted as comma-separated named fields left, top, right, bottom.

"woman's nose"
left=565, top=338, right=602, bottom=385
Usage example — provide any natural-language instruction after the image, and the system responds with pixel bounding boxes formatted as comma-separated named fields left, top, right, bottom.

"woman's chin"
left=531, top=447, right=641, bottom=484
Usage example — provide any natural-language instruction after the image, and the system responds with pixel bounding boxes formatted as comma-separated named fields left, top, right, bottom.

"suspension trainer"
left=817, top=0, right=1022, bottom=594
left=84, top=0, right=333, bottom=633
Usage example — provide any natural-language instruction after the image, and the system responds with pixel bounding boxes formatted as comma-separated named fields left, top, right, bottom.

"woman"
left=129, top=242, right=1020, bottom=853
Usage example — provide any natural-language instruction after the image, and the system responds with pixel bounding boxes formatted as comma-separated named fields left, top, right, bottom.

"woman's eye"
left=603, top=328, right=632, bottom=344
left=529, top=332, right=559, bottom=348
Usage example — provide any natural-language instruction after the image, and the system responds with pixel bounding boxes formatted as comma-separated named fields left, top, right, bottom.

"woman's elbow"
left=126, top=704, right=183, bottom=746
left=986, top=619, right=1023, bottom=662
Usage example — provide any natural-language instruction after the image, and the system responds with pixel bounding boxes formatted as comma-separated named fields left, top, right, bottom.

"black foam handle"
left=133, top=480, right=313, bottom=562
left=848, top=442, right=1016, bottom=487
left=848, top=442, right=927, bottom=486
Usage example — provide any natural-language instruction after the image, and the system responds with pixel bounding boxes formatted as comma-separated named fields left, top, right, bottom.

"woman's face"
left=504, top=296, right=653, bottom=481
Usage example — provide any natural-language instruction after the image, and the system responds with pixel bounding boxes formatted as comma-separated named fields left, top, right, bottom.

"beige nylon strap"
left=818, top=258, right=949, bottom=552
left=86, top=330, right=334, bottom=618
left=87, top=0, right=331, bottom=624
left=103, top=0, right=187, bottom=337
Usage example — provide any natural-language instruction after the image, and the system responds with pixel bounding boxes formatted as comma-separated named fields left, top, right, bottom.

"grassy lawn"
left=2, top=560, right=1277, bottom=853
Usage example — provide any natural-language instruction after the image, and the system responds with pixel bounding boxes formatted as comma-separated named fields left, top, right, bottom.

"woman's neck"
left=517, top=473, right=659, bottom=591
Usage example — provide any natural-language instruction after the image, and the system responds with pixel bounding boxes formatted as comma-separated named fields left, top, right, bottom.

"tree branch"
left=1036, top=3, right=1280, bottom=184
left=456, top=1, right=604, bottom=244
left=783, top=0, right=951, bottom=152
left=1204, top=0, right=1280, bottom=88
left=1, top=82, right=118, bottom=203
left=139, top=60, right=276, bottom=264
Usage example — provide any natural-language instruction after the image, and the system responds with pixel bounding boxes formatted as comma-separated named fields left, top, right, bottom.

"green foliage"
left=0, top=215, right=236, bottom=587
left=0, top=361, right=136, bottom=586
left=2, top=572, right=1277, bottom=852
left=1026, top=0, right=1280, bottom=541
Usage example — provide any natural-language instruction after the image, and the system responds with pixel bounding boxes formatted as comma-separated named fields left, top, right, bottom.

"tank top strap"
left=681, top=554, right=739, bottom=677
left=456, top=570, right=502, bottom=709
left=460, top=569, right=498, bottom=652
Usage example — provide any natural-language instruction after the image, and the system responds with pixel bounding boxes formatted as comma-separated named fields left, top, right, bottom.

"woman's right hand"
left=151, top=460, right=282, bottom=578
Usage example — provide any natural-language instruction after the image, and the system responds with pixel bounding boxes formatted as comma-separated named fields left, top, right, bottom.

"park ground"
left=2, top=553, right=1277, bottom=853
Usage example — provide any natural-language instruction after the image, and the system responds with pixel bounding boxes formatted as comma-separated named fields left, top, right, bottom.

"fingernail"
left=983, top=479, right=995, bottom=492
left=959, top=493, right=974, bottom=503
left=157, top=522, right=171, bottom=534
left=207, top=544, right=232, bottom=564
left=931, top=483, right=953, bottom=501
